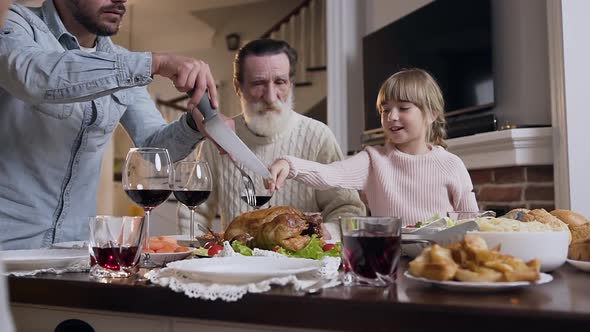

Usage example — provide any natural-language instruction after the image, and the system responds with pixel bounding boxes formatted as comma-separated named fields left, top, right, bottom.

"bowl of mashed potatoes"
left=467, top=217, right=569, bottom=272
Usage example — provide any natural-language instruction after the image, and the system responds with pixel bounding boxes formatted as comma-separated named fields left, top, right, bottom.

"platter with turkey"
left=209, top=206, right=341, bottom=259
left=160, top=206, right=340, bottom=285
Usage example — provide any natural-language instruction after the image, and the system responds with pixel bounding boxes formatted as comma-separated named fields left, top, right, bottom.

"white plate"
left=402, top=218, right=447, bottom=234
left=52, top=241, right=87, bottom=249
left=166, top=256, right=322, bottom=283
left=567, top=259, right=590, bottom=272
left=403, top=271, right=553, bottom=292
left=0, top=249, right=88, bottom=271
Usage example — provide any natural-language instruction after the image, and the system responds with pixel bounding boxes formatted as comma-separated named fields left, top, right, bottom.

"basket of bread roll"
left=549, top=210, right=590, bottom=259
left=549, top=209, right=590, bottom=271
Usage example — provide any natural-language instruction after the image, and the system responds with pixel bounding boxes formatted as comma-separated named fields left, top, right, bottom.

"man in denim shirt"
left=0, top=0, right=221, bottom=249
left=1, top=1, right=20, bottom=331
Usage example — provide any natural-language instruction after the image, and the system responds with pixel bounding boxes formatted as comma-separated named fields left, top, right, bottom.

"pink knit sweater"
left=283, top=143, right=479, bottom=226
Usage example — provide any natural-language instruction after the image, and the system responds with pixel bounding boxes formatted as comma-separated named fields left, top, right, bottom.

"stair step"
left=307, top=66, right=326, bottom=72
left=294, top=81, right=313, bottom=87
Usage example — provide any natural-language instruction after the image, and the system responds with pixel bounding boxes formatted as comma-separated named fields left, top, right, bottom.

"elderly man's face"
left=66, top=0, right=126, bottom=36
left=0, top=0, right=11, bottom=27
left=237, top=53, right=294, bottom=136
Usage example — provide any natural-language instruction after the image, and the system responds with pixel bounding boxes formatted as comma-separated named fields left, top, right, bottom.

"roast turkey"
left=223, top=206, right=323, bottom=251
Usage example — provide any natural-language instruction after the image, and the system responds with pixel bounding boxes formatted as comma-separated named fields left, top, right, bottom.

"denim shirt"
left=0, top=1, right=204, bottom=249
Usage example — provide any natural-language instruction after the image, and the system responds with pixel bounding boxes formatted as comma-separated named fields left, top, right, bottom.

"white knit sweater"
left=177, top=112, right=366, bottom=236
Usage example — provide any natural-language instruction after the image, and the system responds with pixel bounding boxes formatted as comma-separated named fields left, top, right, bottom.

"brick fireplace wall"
left=469, top=165, right=554, bottom=215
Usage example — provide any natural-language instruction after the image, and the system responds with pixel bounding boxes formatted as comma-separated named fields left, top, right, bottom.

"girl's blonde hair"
left=376, top=68, right=447, bottom=148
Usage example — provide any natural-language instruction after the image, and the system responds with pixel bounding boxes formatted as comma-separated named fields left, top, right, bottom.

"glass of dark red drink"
left=239, top=166, right=273, bottom=210
left=340, top=216, right=402, bottom=287
left=89, top=216, right=144, bottom=278
left=123, top=147, right=173, bottom=268
left=173, top=161, right=212, bottom=243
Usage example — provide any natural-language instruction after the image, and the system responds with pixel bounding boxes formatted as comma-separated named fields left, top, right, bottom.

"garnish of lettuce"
left=231, top=240, right=253, bottom=256
left=414, top=214, right=457, bottom=228
left=193, top=247, right=210, bottom=257
left=414, top=214, right=442, bottom=228
left=277, top=235, right=341, bottom=260
left=231, top=235, right=341, bottom=260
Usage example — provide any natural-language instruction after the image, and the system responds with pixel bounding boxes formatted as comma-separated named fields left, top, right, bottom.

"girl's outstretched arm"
left=266, top=159, right=291, bottom=193
left=266, top=151, right=371, bottom=192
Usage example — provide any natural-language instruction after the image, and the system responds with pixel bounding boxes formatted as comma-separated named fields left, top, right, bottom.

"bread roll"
left=550, top=209, right=589, bottom=227
left=570, top=223, right=590, bottom=243
left=522, top=209, right=569, bottom=231
left=568, top=238, right=590, bottom=261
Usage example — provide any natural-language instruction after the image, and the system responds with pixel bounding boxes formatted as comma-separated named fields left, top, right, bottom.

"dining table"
left=8, top=258, right=590, bottom=331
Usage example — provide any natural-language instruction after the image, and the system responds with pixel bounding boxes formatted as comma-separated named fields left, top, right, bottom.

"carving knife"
left=193, top=94, right=271, bottom=178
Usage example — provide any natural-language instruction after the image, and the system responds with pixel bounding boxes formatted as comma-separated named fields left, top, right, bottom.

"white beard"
left=241, top=92, right=294, bottom=137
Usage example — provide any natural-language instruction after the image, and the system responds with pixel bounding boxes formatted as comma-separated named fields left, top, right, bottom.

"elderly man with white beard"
left=177, top=39, right=365, bottom=239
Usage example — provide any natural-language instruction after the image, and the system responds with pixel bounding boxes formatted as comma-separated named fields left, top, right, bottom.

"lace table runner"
left=6, top=260, right=90, bottom=277
left=146, top=242, right=341, bottom=302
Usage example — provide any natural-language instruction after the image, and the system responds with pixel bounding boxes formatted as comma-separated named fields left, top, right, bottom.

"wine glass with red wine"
left=239, top=167, right=273, bottom=210
left=173, top=160, right=212, bottom=242
left=122, top=147, right=172, bottom=268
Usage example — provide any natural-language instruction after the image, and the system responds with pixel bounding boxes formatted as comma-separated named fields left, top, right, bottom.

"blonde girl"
left=267, top=68, right=478, bottom=229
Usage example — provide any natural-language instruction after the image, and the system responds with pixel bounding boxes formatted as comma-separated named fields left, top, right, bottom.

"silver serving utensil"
left=179, top=223, right=221, bottom=248
left=231, top=160, right=257, bottom=208
left=403, top=220, right=479, bottom=247
left=196, top=222, right=222, bottom=243
left=428, top=220, right=480, bottom=247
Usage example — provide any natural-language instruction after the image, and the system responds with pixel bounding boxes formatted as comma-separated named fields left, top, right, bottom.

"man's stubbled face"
left=66, top=0, right=126, bottom=36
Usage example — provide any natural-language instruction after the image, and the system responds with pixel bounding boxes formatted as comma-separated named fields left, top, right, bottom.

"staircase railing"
left=262, top=0, right=326, bottom=86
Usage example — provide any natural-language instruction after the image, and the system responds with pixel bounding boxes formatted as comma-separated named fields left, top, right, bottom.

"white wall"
left=561, top=0, right=590, bottom=217
left=327, top=0, right=365, bottom=154
left=364, top=0, right=432, bottom=35
left=492, top=0, right=551, bottom=127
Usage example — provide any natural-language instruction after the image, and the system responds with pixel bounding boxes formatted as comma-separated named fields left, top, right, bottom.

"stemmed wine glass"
left=173, top=161, right=212, bottom=242
left=239, top=168, right=273, bottom=210
left=123, top=147, right=173, bottom=268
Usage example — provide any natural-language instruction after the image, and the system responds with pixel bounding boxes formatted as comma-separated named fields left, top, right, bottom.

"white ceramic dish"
left=166, top=256, right=322, bottom=283
left=404, top=271, right=553, bottom=292
left=467, top=230, right=569, bottom=272
left=567, top=259, right=590, bottom=272
left=402, top=217, right=447, bottom=234
left=0, top=249, right=88, bottom=271
left=51, top=241, right=87, bottom=249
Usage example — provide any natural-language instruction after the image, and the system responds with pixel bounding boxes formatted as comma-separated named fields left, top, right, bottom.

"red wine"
left=342, top=232, right=401, bottom=279
left=92, top=246, right=139, bottom=271
left=174, top=190, right=211, bottom=207
left=125, top=189, right=171, bottom=209
left=240, top=195, right=272, bottom=208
